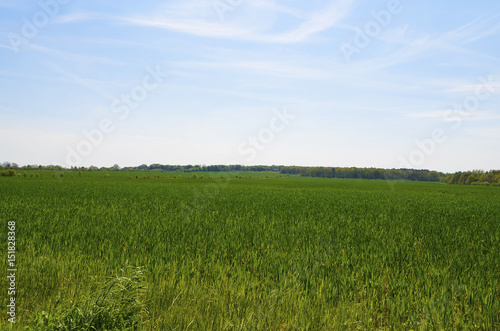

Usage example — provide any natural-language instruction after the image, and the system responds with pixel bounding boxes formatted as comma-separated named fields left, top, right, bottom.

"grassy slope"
left=0, top=174, right=499, bottom=329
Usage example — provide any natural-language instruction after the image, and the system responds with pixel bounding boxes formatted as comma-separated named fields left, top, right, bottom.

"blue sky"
left=1, top=0, right=499, bottom=172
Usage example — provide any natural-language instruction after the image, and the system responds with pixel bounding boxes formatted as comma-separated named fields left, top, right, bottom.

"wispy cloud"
left=26, top=44, right=126, bottom=66
left=122, top=17, right=255, bottom=39
left=46, top=63, right=116, bottom=101
left=379, top=25, right=410, bottom=44
left=353, top=14, right=500, bottom=71
left=442, top=14, right=500, bottom=45
left=53, top=12, right=108, bottom=24
left=445, top=81, right=500, bottom=94
left=0, top=43, right=14, bottom=51
left=408, top=110, right=500, bottom=122
left=173, top=59, right=330, bottom=80
left=118, top=0, right=355, bottom=43
left=250, top=0, right=307, bottom=19
left=261, top=0, right=355, bottom=43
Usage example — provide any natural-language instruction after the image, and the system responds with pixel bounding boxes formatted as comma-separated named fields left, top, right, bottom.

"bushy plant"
left=28, top=265, right=148, bottom=330
left=0, top=169, right=16, bottom=176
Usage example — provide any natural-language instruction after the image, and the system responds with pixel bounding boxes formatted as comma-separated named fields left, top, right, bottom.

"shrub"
left=0, top=169, right=16, bottom=177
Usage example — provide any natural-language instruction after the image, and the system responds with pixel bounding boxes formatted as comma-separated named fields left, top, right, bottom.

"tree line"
left=127, top=164, right=283, bottom=172
left=0, top=162, right=282, bottom=173
left=2, top=161, right=499, bottom=185
left=280, top=166, right=442, bottom=181
left=440, top=170, right=500, bottom=186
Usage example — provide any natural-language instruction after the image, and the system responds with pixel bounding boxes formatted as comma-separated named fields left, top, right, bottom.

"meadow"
left=1, top=171, right=499, bottom=330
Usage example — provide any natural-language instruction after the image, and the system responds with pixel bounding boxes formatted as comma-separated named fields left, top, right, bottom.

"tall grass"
left=28, top=264, right=148, bottom=330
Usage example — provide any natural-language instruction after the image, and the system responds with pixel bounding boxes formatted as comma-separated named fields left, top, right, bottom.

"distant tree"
left=429, top=171, right=440, bottom=182
left=466, top=173, right=478, bottom=185
left=458, top=174, right=467, bottom=185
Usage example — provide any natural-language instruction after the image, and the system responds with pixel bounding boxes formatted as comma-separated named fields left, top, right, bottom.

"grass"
left=27, top=264, right=148, bottom=330
left=1, top=172, right=499, bottom=329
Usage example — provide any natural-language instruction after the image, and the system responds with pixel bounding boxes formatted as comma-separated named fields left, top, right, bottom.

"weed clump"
left=29, top=265, right=148, bottom=330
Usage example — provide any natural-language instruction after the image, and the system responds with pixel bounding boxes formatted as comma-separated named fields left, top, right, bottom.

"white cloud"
left=408, top=110, right=500, bottom=122
left=53, top=12, right=108, bottom=24
left=46, top=63, right=117, bottom=101
left=26, top=44, right=127, bottom=66
left=250, top=0, right=307, bottom=19
left=407, top=110, right=450, bottom=119
left=445, top=81, right=500, bottom=94
left=172, top=59, right=329, bottom=80
left=0, top=43, right=14, bottom=51
left=119, top=0, right=355, bottom=43
left=353, top=14, right=500, bottom=71
left=379, top=25, right=409, bottom=44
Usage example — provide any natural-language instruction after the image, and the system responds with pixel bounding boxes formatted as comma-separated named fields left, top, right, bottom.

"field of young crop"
left=1, top=172, right=499, bottom=330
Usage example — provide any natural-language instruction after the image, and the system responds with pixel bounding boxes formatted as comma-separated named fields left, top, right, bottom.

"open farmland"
left=1, top=172, right=499, bottom=329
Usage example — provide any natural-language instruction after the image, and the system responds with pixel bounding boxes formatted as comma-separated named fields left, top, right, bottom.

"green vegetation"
left=0, top=162, right=282, bottom=173
left=10, top=162, right=500, bottom=185
left=441, top=170, right=500, bottom=186
left=1, top=172, right=499, bottom=329
left=0, top=162, right=445, bottom=183
left=281, top=166, right=441, bottom=181
left=28, top=265, right=148, bottom=330
left=1, top=169, right=16, bottom=177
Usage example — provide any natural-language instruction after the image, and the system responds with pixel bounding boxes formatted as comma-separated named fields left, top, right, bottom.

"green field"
left=1, top=172, right=499, bottom=330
